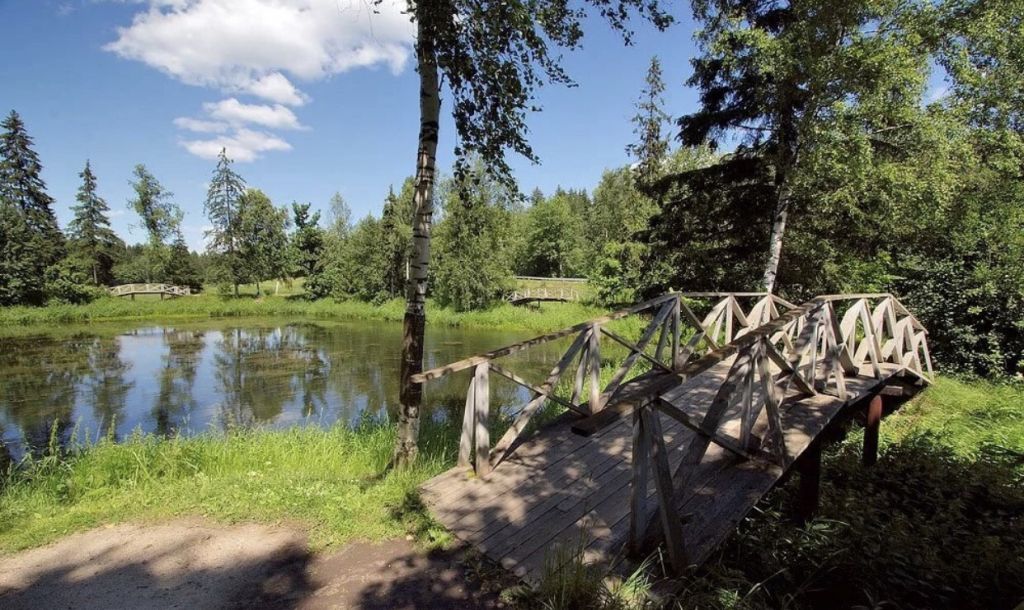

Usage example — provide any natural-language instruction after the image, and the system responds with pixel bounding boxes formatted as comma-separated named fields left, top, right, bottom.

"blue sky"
left=0, top=0, right=702, bottom=249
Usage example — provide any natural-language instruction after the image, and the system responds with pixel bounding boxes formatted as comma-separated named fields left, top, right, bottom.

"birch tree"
left=677, top=0, right=932, bottom=293
left=392, top=0, right=672, bottom=465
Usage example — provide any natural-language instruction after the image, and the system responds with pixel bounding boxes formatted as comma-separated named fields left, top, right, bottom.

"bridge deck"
left=420, top=361, right=904, bottom=584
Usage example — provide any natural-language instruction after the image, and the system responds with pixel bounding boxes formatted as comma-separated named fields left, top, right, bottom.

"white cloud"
left=173, top=117, right=230, bottom=133
left=242, top=72, right=308, bottom=106
left=203, top=98, right=305, bottom=130
left=104, top=0, right=414, bottom=105
left=181, top=128, right=292, bottom=162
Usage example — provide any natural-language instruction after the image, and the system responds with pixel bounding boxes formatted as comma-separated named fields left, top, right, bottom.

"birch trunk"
left=761, top=187, right=789, bottom=294
left=394, top=14, right=441, bottom=467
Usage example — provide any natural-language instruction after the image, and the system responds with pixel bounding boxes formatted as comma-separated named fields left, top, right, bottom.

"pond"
left=0, top=318, right=572, bottom=458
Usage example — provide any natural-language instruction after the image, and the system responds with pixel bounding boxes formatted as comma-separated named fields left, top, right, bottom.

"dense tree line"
left=1, top=0, right=1019, bottom=379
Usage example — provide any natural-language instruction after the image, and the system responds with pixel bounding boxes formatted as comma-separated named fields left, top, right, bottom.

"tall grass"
left=0, top=294, right=612, bottom=333
left=0, top=421, right=457, bottom=553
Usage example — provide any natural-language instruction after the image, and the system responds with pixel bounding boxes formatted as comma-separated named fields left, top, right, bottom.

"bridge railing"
left=628, top=293, right=932, bottom=572
left=108, top=283, right=191, bottom=297
left=411, top=292, right=797, bottom=477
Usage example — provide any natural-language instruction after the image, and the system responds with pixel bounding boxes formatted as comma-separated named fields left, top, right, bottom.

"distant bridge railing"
left=108, top=283, right=191, bottom=298
left=507, top=286, right=582, bottom=304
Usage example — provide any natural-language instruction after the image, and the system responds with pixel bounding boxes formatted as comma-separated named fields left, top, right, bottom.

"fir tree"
left=626, top=56, right=671, bottom=189
left=203, top=148, right=246, bottom=296
left=68, top=161, right=120, bottom=285
left=0, top=110, right=64, bottom=268
left=290, top=202, right=324, bottom=279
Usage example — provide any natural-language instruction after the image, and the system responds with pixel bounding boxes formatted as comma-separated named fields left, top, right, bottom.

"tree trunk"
left=394, top=13, right=441, bottom=467
left=761, top=187, right=789, bottom=294
left=762, top=124, right=798, bottom=294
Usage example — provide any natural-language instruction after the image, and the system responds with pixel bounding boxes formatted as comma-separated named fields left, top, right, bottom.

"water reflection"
left=0, top=319, right=567, bottom=457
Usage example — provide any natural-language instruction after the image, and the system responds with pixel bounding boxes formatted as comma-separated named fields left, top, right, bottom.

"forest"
left=2, top=1, right=1022, bottom=379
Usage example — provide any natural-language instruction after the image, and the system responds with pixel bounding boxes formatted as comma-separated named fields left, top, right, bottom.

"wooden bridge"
left=507, top=276, right=585, bottom=305
left=108, top=283, right=191, bottom=299
left=507, top=286, right=582, bottom=305
left=415, top=292, right=932, bottom=583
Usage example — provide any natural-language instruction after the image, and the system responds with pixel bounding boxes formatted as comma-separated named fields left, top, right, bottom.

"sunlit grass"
left=0, top=294, right=618, bottom=334
left=0, top=422, right=457, bottom=553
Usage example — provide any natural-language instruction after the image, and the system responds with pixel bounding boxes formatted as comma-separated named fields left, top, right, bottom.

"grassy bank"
left=0, top=294, right=611, bottom=334
left=0, top=422, right=458, bottom=553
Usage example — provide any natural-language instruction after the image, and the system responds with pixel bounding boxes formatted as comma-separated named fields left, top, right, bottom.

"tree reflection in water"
left=0, top=319, right=568, bottom=453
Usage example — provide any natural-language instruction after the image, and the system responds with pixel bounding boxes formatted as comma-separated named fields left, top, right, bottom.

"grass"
left=665, top=375, right=1024, bottom=610
left=0, top=421, right=458, bottom=553
left=0, top=293, right=614, bottom=334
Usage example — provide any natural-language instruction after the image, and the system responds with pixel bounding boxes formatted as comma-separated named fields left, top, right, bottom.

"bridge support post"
left=863, top=394, right=883, bottom=466
left=796, top=442, right=821, bottom=523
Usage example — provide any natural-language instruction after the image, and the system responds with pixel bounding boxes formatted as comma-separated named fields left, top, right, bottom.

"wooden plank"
left=600, top=327, right=675, bottom=374
left=598, top=300, right=675, bottom=408
left=489, top=331, right=590, bottom=466
left=642, top=407, right=687, bottom=572
left=488, top=362, right=587, bottom=416
left=588, top=326, right=602, bottom=413
left=458, top=376, right=476, bottom=467
left=628, top=410, right=649, bottom=553
left=473, top=364, right=491, bottom=478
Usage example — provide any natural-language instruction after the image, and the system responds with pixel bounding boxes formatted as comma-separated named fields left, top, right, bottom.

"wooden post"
left=588, top=326, right=601, bottom=413
left=628, top=407, right=649, bottom=555
left=863, top=394, right=883, bottom=466
left=457, top=373, right=476, bottom=467
left=796, top=441, right=821, bottom=523
left=473, top=363, right=491, bottom=478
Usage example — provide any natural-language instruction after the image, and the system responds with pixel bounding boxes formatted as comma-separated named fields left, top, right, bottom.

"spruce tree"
left=0, top=110, right=64, bottom=270
left=290, top=202, right=324, bottom=279
left=626, top=56, right=671, bottom=189
left=68, top=161, right=120, bottom=285
left=203, top=148, right=246, bottom=296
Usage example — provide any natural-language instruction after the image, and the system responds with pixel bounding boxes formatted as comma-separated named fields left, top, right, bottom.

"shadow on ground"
left=0, top=520, right=503, bottom=610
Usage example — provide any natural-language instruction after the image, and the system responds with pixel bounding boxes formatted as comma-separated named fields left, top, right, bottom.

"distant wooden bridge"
left=507, top=276, right=586, bottom=305
left=416, top=292, right=932, bottom=583
left=108, top=283, right=191, bottom=299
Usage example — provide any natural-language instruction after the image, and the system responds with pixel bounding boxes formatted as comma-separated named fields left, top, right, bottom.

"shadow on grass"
left=676, top=433, right=1024, bottom=610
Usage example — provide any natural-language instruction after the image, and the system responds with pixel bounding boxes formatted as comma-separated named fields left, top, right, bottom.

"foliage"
left=67, top=161, right=121, bottom=286
left=162, top=234, right=203, bottom=293
left=0, top=111, right=63, bottom=305
left=520, top=189, right=588, bottom=277
left=236, top=189, right=290, bottom=294
left=0, top=110, right=64, bottom=269
left=433, top=164, right=515, bottom=311
left=626, top=56, right=671, bottom=190
left=43, top=257, right=97, bottom=305
left=0, top=199, right=42, bottom=306
left=290, top=202, right=324, bottom=279
left=128, top=164, right=180, bottom=245
left=203, top=148, right=246, bottom=295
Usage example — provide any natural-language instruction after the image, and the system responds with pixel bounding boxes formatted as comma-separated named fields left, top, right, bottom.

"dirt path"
left=0, top=519, right=505, bottom=609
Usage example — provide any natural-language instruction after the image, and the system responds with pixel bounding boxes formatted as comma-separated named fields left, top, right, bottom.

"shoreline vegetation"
left=0, top=283, right=610, bottom=334
left=1, top=377, right=1021, bottom=604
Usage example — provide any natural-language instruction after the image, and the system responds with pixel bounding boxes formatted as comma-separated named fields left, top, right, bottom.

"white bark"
left=395, top=13, right=441, bottom=466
